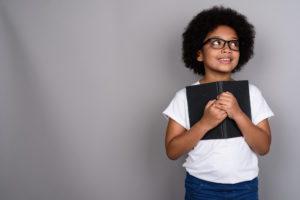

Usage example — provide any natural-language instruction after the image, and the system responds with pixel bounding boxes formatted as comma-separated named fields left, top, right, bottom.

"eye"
left=211, top=39, right=222, bottom=46
left=230, top=40, right=239, bottom=47
left=210, top=39, right=224, bottom=48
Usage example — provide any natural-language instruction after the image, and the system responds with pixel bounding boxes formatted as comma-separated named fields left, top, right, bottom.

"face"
left=197, top=25, right=240, bottom=75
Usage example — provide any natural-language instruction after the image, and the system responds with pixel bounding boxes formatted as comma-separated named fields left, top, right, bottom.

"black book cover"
left=186, top=80, right=252, bottom=140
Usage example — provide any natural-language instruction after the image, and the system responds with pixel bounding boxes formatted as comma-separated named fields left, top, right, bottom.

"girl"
left=162, top=6, right=274, bottom=200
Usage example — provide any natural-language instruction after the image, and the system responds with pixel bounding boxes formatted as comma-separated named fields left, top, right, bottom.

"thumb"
left=205, top=99, right=216, bottom=108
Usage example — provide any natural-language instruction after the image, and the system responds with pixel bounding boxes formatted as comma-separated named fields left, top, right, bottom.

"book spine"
left=216, top=82, right=222, bottom=137
left=218, top=82, right=228, bottom=138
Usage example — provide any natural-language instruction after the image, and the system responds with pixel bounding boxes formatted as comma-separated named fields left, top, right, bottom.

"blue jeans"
left=185, top=173, right=258, bottom=200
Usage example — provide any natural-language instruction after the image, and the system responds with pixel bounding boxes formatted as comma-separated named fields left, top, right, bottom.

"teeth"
left=219, top=58, right=230, bottom=61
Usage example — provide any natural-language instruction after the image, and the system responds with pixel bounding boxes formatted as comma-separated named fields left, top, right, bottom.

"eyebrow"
left=211, top=36, right=239, bottom=40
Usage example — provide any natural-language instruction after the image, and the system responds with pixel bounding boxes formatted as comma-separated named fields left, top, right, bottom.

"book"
left=186, top=80, right=252, bottom=140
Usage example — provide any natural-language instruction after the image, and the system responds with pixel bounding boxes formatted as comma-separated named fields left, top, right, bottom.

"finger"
left=217, top=93, right=230, bottom=100
left=220, top=91, right=234, bottom=98
left=215, top=99, right=230, bottom=106
left=214, top=103, right=227, bottom=111
left=205, top=99, right=216, bottom=108
left=221, top=111, right=228, bottom=118
left=217, top=95, right=233, bottom=102
left=222, top=91, right=232, bottom=94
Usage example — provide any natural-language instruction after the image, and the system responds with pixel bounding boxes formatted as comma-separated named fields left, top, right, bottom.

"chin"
left=218, top=67, right=236, bottom=73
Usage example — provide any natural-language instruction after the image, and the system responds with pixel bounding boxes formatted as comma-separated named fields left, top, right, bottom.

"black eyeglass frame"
left=201, top=37, right=240, bottom=51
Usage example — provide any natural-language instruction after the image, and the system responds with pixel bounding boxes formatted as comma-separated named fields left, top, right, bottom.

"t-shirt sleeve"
left=249, top=84, right=275, bottom=125
left=162, top=88, right=188, bottom=129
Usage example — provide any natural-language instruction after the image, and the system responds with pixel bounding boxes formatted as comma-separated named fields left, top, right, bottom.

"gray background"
left=0, top=0, right=298, bottom=199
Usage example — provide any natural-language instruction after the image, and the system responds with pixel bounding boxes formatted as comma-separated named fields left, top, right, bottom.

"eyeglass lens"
left=209, top=38, right=239, bottom=50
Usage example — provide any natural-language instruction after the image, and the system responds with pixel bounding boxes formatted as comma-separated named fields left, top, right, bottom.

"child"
left=162, top=6, right=274, bottom=200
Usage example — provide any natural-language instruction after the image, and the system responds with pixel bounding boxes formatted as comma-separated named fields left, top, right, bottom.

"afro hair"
left=182, top=6, right=255, bottom=75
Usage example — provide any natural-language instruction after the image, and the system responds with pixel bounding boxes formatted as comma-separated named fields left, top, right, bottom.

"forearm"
left=234, top=113, right=271, bottom=155
left=166, top=120, right=209, bottom=160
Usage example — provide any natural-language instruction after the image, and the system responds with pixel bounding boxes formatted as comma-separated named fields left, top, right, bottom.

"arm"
left=234, top=114, right=271, bottom=155
left=165, top=118, right=208, bottom=160
left=214, top=92, right=272, bottom=155
left=165, top=99, right=227, bottom=160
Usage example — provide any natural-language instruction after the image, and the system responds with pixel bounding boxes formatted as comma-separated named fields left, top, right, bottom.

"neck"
left=200, top=73, right=234, bottom=84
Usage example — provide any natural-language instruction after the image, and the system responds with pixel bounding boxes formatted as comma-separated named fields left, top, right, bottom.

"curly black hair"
left=182, top=6, right=255, bottom=75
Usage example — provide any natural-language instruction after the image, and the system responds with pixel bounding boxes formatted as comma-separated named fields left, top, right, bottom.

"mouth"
left=218, top=57, right=232, bottom=64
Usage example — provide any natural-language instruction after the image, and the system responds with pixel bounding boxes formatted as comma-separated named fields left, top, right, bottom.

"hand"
left=214, top=91, right=244, bottom=120
left=201, top=99, right=228, bottom=131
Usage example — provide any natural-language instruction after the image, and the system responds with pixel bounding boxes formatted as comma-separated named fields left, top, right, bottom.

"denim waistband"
left=186, top=172, right=258, bottom=188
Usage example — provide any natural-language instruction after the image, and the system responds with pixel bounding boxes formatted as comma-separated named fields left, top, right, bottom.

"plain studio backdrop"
left=0, top=0, right=299, bottom=199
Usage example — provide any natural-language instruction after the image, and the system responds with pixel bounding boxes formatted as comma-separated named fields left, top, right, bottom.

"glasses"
left=201, top=38, right=239, bottom=51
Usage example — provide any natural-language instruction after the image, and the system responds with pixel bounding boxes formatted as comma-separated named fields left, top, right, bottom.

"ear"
left=196, top=50, right=203, bottom=62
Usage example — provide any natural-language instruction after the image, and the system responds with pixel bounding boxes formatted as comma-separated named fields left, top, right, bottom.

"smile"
left=218, top=58, right=232, bottom=64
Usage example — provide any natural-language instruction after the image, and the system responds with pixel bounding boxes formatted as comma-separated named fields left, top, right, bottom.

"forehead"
left=204, top=25, right=238, bottom=40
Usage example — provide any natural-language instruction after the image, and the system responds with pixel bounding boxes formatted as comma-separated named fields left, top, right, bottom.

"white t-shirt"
left=162, top=81, right=274, bottom=184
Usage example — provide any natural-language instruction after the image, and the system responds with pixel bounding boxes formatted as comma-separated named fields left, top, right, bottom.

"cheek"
left=205, top=51, right=218, bottom=60
left=234, top=53, right=240, bottom=63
